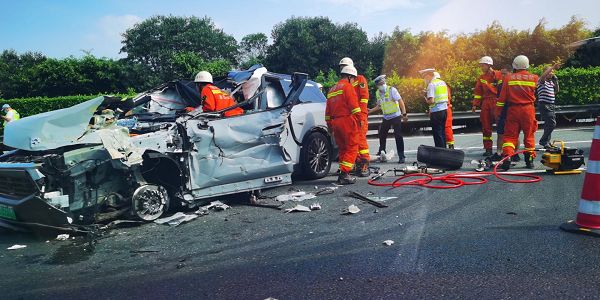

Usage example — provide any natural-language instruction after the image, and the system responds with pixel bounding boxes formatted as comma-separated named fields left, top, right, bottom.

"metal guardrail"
left=367, top=104, right=600, bottom=131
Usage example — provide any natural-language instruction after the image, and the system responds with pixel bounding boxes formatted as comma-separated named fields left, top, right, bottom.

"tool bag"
left=417, top=145, right=464, bottom=170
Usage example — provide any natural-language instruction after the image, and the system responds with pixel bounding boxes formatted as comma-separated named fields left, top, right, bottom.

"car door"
left=183, top=73, right=307, bottom=197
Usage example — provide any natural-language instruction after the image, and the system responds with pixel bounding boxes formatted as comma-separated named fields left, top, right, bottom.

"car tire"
left=299, top=131, right=332, bottom=179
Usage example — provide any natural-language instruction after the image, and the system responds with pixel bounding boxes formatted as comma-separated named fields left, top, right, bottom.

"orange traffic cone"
left=561, top=117, right=600, bottom=235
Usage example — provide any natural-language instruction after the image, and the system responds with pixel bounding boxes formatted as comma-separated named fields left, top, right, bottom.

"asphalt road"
left=0, top=125, right=598, bottom=300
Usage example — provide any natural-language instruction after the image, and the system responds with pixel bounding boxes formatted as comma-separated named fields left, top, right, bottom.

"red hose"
left=368, top=150, right=542, bottom=189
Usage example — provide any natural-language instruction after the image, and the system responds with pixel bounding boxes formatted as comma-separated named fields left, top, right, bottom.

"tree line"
left=1, top=15, right=598, bottom=99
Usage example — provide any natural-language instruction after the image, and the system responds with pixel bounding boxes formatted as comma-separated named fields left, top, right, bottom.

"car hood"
left=3, top=96, right=106, bottom=151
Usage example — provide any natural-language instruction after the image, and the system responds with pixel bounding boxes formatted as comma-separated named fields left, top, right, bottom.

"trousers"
left=502, top=104, right=537, bottom=156
left=331, top=116, right=359, bottom=173
left=378, top=115, right=405, bottom=159
left=430, top=110, right=447, bottom=148
left=538, top=102, right=556, bottom=146
left=357, top=113, right=370, bottom=161
left=480, top=98, right=497, bottom=150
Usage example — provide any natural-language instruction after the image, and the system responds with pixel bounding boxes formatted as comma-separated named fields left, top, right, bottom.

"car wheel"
left=300, top=131, right=332, bottom=179
left=131, top=184, right=170, bottom=221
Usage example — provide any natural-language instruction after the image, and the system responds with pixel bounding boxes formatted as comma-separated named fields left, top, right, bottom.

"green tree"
left=239, top=33, right=269, bottom=69
left=120, top=15, right=238, bottom=81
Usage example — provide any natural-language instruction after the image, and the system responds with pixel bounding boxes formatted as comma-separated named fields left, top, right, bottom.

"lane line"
left=368, top=127, right=595, bottom=141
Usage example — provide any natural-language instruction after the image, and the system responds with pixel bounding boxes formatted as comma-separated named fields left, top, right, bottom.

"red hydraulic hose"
left=368, top=150, right=542, bottom=189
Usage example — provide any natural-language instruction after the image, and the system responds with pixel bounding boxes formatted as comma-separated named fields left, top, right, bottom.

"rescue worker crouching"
left=419, top=69, right=449, bottom=148
left=496, top=55, right=538, bottom=170
left=325, top=65, right=362, bottom=185
left=339, top=57, right=371, bottom=177
left=368, top=75, right=408, bottom=164
left=190, top=71, right=244, bottom=117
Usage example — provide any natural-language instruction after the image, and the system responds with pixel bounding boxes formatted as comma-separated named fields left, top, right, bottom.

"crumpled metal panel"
left=96, top=127, right=144, bottom=168
left=185, top=108, right=293, bottom=192
left=3, top=96, right=105, bottom=151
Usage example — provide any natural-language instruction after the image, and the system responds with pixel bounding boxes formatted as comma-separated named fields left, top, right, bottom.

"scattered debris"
left=343, top=205, right=361, bottom=215
left=56, top=234, right=70, bottom=241
left=506, top=212, right=518, bottom=215
left=176, top=263, right=185, bottom=269
left=154, top=212, right=198, bottom=226
left=315, top=187, right=336, bottom=196
left=202, top=201, right=231, bottom=211
left=382, top=240, right=395, bottom=246
left=7, top=245, right=27, bottom=250
left=310, top=203, right=322, bottom=210
left=264, top=297, right=279, bottom=300
left=284, top=205, right=312, bottom=213
left=367, top=196, right=398, bottom=202
left=346, top=191, right=388, bottom=208
left=276, top=191, right=317, bottom=202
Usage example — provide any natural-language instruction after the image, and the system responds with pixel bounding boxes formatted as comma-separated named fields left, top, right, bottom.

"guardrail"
left=367, top=104, right=600, bottom=131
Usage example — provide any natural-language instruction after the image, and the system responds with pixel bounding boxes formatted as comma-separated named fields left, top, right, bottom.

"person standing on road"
left=191, top=71, right=244, bottom=117
left=472, top=56, right=502, bottom=156
left=420, top=68, right=449, bottom=148
left=496, top=55, right=538, bottom=170
left=437, top=72, right=455, bottom=149
left=537, top=63, right=561, bottom=149
left=368, top=75, right=408, bottom=163
left=339, top=57, right=371, bottom=176
left=2, top=104, right=20, bottom=126
left=325, top=65, right=362, bottom=185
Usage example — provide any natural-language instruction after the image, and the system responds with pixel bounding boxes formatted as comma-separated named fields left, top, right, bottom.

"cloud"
left=83, top=14, right=142, bottom=58
left=319, top=0, right=423, bottom=15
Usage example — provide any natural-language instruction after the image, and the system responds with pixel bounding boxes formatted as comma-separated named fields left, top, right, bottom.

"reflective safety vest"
left=430, top=79, right=449, bottom=108
left=376, top=87, right=400, bottom=116
left=3, top=109, right=20, bottom=126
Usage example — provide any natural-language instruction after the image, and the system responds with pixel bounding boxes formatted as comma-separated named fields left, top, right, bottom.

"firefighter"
left=471, top=56, right=502, bottom=156
left=193, top=71, right=244, bottom=117
left=369, top=75, right=408, bottom=163
left=496, top=55, right=538, bottom=170
left=419, top=68, right=449, bottom=148
left=436, top=72, right=455, bottom=149
left=339, top=57, right=370, bottom=176
left=325, top=65, right=362, bottom=184
left=491, top=65, right=521, bottom=162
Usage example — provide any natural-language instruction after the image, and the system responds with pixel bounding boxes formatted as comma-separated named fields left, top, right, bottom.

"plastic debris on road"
left=367, top=196, right=398, bottom=202
left=284, top=204, right=312, bottom=213
left=202, top=201, right=231, bottom=211
left=7, top=245, right=27, bottom=250
left=310, top=203, right=322, bottom=210
left=56, top=234, right=70, bottom=241
left=343, top=205, right=361, bottom=215
left=382, top=240, right=395, bottom=246
left=276, top=191, right=317, bottom=202
left=154, top=212, right=198, bottom=226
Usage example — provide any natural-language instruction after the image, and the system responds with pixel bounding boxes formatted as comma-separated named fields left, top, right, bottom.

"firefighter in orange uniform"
left=339, top=57, right=370, bottom=176
left=193, top=71, right=244, bottom=117
left=472, top=56, right=502, bottom=156
left=496, top=55, right=538, bottom=170
left=437, top=72, right=455, bottom=149
left=325, top=65, right=362, bottom=185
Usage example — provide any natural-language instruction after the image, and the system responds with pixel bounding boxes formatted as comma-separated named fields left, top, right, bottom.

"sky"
left=1, top=0, right=599, bottom=58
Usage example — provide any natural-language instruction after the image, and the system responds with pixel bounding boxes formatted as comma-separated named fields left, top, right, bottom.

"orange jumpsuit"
left=201, top=84, right=244, bottom=117
left=496, top=70, right=539, bottom=157
left=445, top=86, right=454, bottom=147
left=352, top=75, right=370, bottom=162
left=473, top=70, right=502, bottom=150
left=326, top=79, right=362, bottom=173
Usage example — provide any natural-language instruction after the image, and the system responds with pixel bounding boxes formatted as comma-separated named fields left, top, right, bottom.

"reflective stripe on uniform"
left=359, top=149, right=370, bottom=154
left=483, top=136, right=493, bottom=141
left=508, top=81, right=536, bottom=87
left=587, top=160, right=600, bottom=174
left=474, top=95, right=482, bottom=99
left=498, top=80, right=503, bottom=84
left=578, top=199, right=600, bottom=216
left=340, top=161, right=354, bottom=168
left=351, top=107, right=361, bottom=114
left=327, top=90, right=343, bottom=98
left=480, top=79, right=488, bottom=84
left=503, top=142, right=515, bottom=149
left=360, top=99, right=369, bottom=103
left=496, top=102, right=505, bottom=107
left=352, top=81, right=359, bottom=87
left=211, top=89, right=223, bottom=95
left=325, top=116, right=331, bottom=121
left=524, top=147, right=536, bottom=151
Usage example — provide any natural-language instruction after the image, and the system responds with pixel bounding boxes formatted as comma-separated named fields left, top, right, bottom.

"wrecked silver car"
left=0, top=69, right=333, bottom=230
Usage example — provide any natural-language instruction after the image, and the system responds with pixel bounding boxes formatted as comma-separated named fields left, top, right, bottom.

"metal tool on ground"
left=560, top=117, right=600, bottom=236
left=345, top=191, right=389, bottom=208
left=540, top=140, right=585, bottom=175
left=393, top=162, right=445, bottom=176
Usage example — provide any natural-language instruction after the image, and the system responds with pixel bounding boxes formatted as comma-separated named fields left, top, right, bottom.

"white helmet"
left=341, top=65, right=358, bottom=77
left=512, top=55, right=529, bottom=70
left=194, top=71, right=213, bottom=83
left=479, top=56, right=493, bottom=65
left=433, top=71, right=441, bottom=79
left=339, top=57, right=354, bottom=66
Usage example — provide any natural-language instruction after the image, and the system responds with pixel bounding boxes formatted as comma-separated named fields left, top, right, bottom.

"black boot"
left=337, top=172, right=356, bottom=185
left=500, top=156, right=511, bottom=171
left=524, top=152, right=534, bottom=169
left=511, top=154, right=521, bottom=162
left=483, top=149, right=493, bottom=156
left=447, top=144, right=455, bottom=149
left=355, top=159, right=370, bottom=177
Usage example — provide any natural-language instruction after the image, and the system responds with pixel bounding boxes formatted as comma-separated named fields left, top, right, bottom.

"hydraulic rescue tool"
left=540, top=140, right=585, bottom=175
